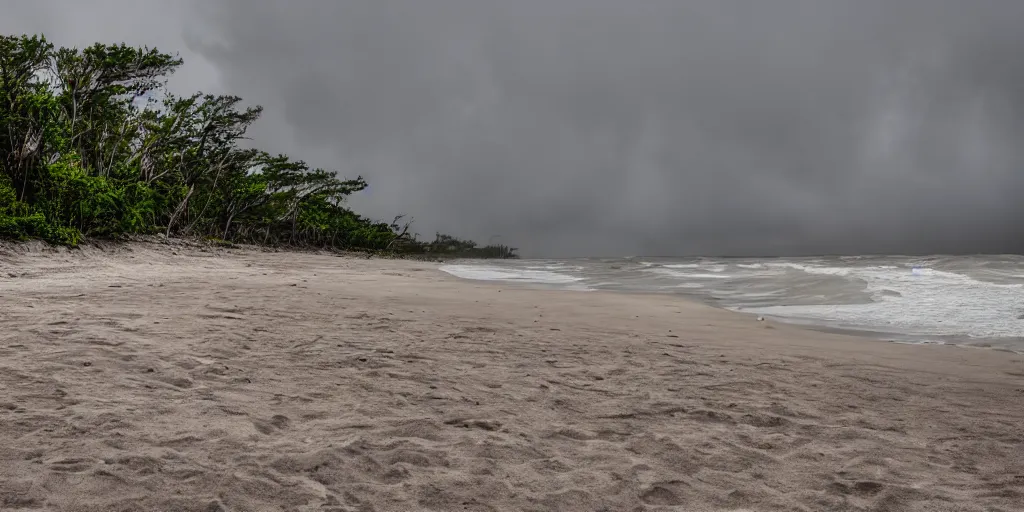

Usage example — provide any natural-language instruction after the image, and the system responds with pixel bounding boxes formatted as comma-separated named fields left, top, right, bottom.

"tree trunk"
left=222, top=212, right=235, bottom=239
left=290, top=207, right=299, bottom=244
left=165, top=184, right=194, bottom=236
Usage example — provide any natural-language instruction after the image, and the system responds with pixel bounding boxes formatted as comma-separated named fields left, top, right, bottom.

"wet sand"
left=1, top=242, right=1022, bottom=511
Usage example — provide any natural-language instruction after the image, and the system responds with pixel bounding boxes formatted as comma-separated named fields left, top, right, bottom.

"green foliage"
left=0, top=175, right=51, bottom=241
left=0, top=33, right=516, bottom=258
left=393, top=232, right=518, bottom=259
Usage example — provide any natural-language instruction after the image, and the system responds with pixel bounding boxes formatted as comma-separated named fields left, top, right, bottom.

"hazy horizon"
left=5, top=1, right=1024, bottom=258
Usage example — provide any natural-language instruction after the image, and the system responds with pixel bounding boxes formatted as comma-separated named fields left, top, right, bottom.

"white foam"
left=525, top=263, right=585, bottom=271
left=675, top=283, right=705, bottom=289
left=649, top=268, right=733, bottom=279
left=684, top=273, right=734, bottom=279
left=440, top=264, right=583, bottom=285
left=890, top=339, right=948, bottom=347
left=716, top=289, right=785, bottom=298
left=746, top=263, right=1024, bottom=338
left=768, top=262, right=896, bottom=276
left=665, top=263, right=727, bottom=272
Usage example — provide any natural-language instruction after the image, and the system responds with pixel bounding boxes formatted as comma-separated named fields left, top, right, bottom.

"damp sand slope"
left=1, top=243, right=1022, bottom=511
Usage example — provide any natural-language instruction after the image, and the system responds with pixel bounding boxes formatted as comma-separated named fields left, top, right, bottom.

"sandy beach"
left=1, top=242, right=1022, bottom=512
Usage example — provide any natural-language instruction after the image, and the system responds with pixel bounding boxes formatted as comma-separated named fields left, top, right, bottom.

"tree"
left=0, top=35, right=55, bottom=202
left=51, top=43, right=182, bottom=177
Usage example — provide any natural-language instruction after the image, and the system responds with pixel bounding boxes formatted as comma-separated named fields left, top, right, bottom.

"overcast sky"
left=5, top=0, right=1024, bottom=257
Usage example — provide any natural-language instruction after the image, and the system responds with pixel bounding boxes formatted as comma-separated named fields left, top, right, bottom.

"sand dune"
left=1, top=241, right=1022, bottom=511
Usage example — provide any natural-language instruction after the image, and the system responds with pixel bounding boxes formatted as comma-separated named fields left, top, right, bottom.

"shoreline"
left=2, top=243, right=1022, bottom=511
left=440, top=260, right=1024, bottom=355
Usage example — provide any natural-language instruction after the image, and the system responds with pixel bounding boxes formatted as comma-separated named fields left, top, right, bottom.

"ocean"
left=440, top=255, right=1024, bottom=353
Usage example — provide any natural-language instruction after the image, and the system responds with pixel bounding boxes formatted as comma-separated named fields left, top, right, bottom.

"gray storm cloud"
left=5, top=0, right=1024, bottom=257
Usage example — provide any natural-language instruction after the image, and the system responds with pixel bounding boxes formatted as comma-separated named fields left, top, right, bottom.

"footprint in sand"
left=641, top=483, right=689, bottom=506
left=46, top=457, right=95, bottom=473
left=252, top=414, right=291, bottom=434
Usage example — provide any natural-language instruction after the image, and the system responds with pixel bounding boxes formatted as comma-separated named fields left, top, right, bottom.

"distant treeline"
left=0, top=35, right=516, bottom=259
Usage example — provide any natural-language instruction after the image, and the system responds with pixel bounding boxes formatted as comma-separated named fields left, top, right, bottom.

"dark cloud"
left=7, top=1, right=1024, bottom=257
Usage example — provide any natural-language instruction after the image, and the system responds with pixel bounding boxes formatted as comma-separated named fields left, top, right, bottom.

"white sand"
left=1, top=242, right=1022, bottom=511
